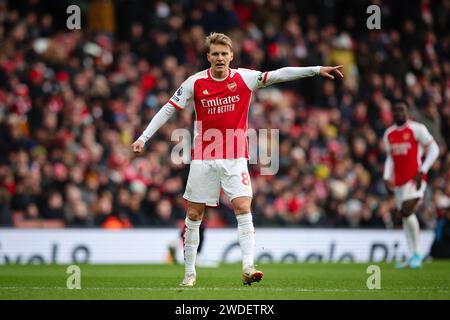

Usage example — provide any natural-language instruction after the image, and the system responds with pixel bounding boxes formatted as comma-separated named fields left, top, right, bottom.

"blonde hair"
left=205, top=32, right=233, bottom=53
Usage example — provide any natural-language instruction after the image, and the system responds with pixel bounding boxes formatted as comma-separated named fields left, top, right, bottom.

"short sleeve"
left=237, top=68, right=268, bottom=91
left=169, top=77, right=194, bottom=110
left=414, top=123, right=434, bottom=147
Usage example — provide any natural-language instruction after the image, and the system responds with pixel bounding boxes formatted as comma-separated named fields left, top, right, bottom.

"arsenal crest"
left=227, top=81, right=237, bottom=92
left=403, top=133, right=410, bottom=140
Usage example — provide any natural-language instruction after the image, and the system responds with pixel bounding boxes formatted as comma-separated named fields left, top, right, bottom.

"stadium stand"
left=0, top=0, right=448, bottom=231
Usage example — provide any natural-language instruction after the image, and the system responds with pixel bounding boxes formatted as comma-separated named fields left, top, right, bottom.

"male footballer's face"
left=207, top=44, right=233, bottom=78
left=393, top=103, right=408, bottom=126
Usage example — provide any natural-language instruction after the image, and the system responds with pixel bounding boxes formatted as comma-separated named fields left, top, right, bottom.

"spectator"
left=430, top=193, right=450, bottom=258
left=41, top=190, right=65, bottom=220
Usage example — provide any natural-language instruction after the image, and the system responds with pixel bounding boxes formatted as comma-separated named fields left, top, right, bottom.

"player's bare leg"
left=180, top=201, right=205, bottom=286
left=397, top=198, right=423, bottom=269
left=232, top=196, right=263, bottom=285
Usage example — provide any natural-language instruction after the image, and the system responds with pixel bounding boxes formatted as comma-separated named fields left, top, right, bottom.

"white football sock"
left=183, top=217, right=201, bottom=275
left=237, top=213, right=255, bottom=270
left=402, top=214, right=420, bottom=256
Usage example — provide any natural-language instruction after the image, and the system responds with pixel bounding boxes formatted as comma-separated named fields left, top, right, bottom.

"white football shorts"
left=394, top=179, right=427, bottom=210
left=183, top=158, right=253, bottom=206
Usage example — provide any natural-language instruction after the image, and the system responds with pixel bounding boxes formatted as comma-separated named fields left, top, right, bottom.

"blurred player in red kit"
left=383, top=100, right=440, bottom=268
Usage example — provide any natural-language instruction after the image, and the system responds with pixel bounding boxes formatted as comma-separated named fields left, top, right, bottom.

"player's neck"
left=210, top=67, right=229, bottom=80
left=395, top=120, right=408, bottom=127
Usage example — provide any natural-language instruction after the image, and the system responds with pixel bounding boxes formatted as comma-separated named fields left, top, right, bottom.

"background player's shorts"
left=183, top=158, right=252, bottom=206
left=394, top=179, right=427, bottom=210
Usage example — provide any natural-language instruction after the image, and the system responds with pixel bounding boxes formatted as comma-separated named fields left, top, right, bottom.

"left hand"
left=415, top=171, right=424, bottom=190
left=319, top=65, right=344, bottom=80
left=131, top=139, right=145, bottom=154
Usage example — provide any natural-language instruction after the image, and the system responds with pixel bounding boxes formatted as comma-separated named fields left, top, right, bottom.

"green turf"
left=0, top=261, right=449, bottom=300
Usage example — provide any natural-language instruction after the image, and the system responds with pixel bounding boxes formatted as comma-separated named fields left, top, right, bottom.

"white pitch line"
left=1, top=287, right=449, bottom=294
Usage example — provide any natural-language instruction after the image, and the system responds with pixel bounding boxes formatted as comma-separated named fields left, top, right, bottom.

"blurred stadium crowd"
left=0, top=0, right=449, bottom=230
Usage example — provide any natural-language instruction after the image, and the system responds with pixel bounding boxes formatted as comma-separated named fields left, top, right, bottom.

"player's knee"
left=401, top=200, right=419, bottom=217
left=400, top=207, right=413, bottom=218
left=232, top=200, right=251, bottom=215
left=186, top=207, right=203, bottom=221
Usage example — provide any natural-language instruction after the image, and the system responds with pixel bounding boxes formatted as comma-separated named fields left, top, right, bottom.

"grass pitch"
left=0, top=261, right=449, bottom=300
